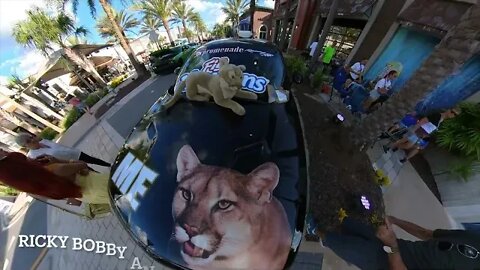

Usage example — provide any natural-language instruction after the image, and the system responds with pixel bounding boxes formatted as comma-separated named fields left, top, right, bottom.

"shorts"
left=407, top=133, right=420, bottom=144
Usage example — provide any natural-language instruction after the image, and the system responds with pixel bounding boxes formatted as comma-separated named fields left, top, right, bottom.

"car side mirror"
left=293, top=72, right=304, bottom=84
left=174, top=67, right=181, bottom=75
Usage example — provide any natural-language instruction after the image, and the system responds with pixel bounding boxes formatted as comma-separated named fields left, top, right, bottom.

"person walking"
left=322, top=43, right=337, bottom=67
left=15, top=133, right=111, bottom=167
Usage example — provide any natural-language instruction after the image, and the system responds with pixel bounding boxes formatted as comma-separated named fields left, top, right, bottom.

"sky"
left=0, top=0, right=275, bottom=84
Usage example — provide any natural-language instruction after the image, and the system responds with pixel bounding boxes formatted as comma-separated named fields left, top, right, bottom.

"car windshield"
left=171, top=46, right=182, bottom=54
left=179, top=42, right=285, bottom=93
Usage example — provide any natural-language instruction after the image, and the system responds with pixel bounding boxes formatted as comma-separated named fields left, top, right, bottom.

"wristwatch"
left=383, top=245, right=399, bottom=254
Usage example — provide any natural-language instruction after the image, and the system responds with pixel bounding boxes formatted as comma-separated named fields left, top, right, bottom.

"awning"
left=23, top=44, right=113, bottom=91
left=70, top=44, right=113, bottom=57
left=399, top=0, right=471, bottom=32
left=318, top=0, right=375, bottom=15
left=68, top=56, right=116, bottom=86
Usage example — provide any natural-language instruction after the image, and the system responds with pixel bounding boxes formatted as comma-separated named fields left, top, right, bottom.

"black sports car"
left=109, top=39, right=309, bottom=270
left=151, top=45, right=191, bottom=74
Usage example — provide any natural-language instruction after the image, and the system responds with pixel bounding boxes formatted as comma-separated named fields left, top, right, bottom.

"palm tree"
left=96, top=10, right=139, bottom=42
left=211, top=23, right=225, bottom=38
left=48, top=0, right=148, bottom=77
left=66, top=35, right=88, bottom=46
left=172, top=0, right=194, bottom=42
left=12, top=8, right=107, bottom=87
left=139, top=15, right=164, bottom=49
left=133, top=0, right=175, bottom=46
left=355, top=3, right=480, bottom=146
left=189, top=11, right=207, bottom=42
left=139, top=15, right=163, bottom=35
left=221, top=0, right=248, bottom=27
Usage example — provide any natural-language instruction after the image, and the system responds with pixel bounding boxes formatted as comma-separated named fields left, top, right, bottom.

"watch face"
left=383, top=246, right=393, bottom=253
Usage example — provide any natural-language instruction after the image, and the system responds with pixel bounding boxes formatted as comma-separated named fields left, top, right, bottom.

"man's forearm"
left=388, top=252, right=407, bottom=270
left=390, top=217, right=433, bottom=240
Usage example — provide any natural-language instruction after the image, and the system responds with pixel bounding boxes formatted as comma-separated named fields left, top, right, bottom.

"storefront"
left=364, top=0, right=476, bottom=114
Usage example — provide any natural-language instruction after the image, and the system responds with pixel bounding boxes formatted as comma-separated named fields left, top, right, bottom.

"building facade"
left=240, top=6, right=274, bottom=40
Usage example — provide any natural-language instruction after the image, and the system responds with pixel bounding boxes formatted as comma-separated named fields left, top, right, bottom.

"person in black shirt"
left=377, top=216, right=480, bottom=270
left=322, top=216, right=480, bottom=270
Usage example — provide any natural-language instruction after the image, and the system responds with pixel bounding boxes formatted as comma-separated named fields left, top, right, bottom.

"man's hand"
left=35, top=155, right=60, bottom=165
left=376, top=217, right=398, bottom=247
left=386, top=215, right=433, bottom=240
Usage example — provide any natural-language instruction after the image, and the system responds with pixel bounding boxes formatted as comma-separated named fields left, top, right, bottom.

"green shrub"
left=447, top=159, right=480, bottom=182
left=99, top=88, right=109, bottom=97
left=73, top=90, right=88, bottom=100
left=0, top=185, right=19, bottom=196
left=437, top=102, right=480, bottom=160
left=39, top=127, right=59, bottom=140
left=312, top=69, right=324, bottom=88
left=150, top=48, right=171, bottom=58
left=63, top=108, right=83, bottom=129
left=284, top=55, right=308, bottom=76
left=84, top=93, right=101, bottom=107
left=110, top=75, right=126, bottom=88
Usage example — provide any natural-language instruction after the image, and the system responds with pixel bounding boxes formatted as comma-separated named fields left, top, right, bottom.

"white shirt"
left=370, top=78, right=392, bottom=100
left=309, top=42, right=318, bottom=57
left=420, top=122, right=438, bottom=134
left=350, top=62, right=365, bottom=80
left=27, top=139, right=82, bottom=161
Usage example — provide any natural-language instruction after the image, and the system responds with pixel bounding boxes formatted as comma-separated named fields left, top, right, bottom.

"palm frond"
left=12, top=7, right=87, bottom=55
left=96, top=9, right=139, bottom=42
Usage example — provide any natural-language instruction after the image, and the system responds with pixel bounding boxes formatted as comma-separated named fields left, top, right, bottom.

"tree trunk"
left=72, top=68, right=95, bottom=92
left=62, top=47, right=107, bottom=88
left=99, top=0, right=147, bottom=77
left=250, top=0, right=255, bottom=32
left=354, top=3, right=480, bottom=146
left=162, top=18, right=176, bottom=46
left=309, top=0, right=339, bottom=72
left=181, top=20, right=190, bottom=42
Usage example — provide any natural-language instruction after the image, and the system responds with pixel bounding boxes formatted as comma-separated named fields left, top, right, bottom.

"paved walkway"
left=36, top=76, right=171, bottom=270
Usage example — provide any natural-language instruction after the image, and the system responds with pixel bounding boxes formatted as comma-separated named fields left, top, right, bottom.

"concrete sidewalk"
left=58, top=75, right=160, bottom=148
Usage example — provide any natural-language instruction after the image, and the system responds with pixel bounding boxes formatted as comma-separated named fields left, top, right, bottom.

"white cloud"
left=215, top=12, right=228, bottom=25
left=1, top=50, right=46, bottom=79
left=0, top=0, right=77, bottom=36
left=0, top=76, right=9, bottom=86
left=263, top=0, right=275, bottom=9
left=0, top=0, right=40, bottom=35
left=186, top=0, right=227, bottom=27
left=186, top=0, right=224, bottom=13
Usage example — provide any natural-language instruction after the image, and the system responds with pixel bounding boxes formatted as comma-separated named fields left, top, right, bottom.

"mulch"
left=294, top=86, right=385, bottom=231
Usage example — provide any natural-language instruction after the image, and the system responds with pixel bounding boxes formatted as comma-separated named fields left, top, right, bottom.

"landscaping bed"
left=294, top=87, right=385, bottom=231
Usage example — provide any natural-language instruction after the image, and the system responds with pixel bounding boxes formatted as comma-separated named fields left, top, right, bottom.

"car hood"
left=109, top=96, right=308, bottom=269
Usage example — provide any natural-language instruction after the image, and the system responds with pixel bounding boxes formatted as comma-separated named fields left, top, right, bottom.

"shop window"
left=325, top=26, right=362, bottom=60
left=259, top=25, right=268, bottom=39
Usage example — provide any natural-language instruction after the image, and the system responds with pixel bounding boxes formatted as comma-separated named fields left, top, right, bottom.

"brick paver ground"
left=38, top=121, right=171, bottom=270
